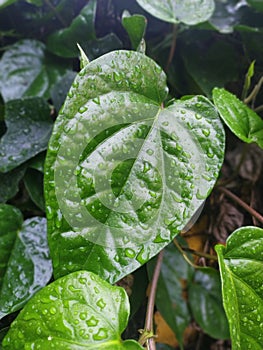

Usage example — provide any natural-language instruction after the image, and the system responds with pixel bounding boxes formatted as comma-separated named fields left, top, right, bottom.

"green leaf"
left=44, top=50, right=225, bottom=283
left=136, top=0, right=215, bottom=25
left=0, top=204, right=52, bottom=319
left=50, top=70, right=76, bottom=112
left=215, top=226, right=263, bottom=350
left=0, top=0, right=17, bottom=10
left=24, top=168, right=45, bottom=211
left=213, top=88, right=263, bottom=148
left=122, top=11, right=147, bottom=51
left=188, top=267, right=229, bottom=339
left=0, top=97, right=53, bottom=172
left=242, top=60, right=255, bottom=100
left=2, top=271, right=144, bottom=349
left=247, top=0, right=263, bottom=12
left=0, top=39, right=68, bottom=102
left=147, top=242, right=193, bottom=348
left=47, top=0, right=122, bottom=59
left=0, top=166, right=26, bottom=202
left=77, top=43, right=90, bottom=69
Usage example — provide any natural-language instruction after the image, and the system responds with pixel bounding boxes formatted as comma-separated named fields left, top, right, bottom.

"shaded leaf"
left=0, top=0, right=17, bottom=10
left=24, top=168, right=45, bottom=211
left=148, top=243, right=193, bottom=348
left=247, top=0, right=263, bottom=12
left=0, top=166, right=26, bottom=202
left=0, top=39, right=68, bottom=102
left=213, top=88, right=263, bottom=148
left=28, top=152, right=46, bottom=173
left=215, top=226, right=263, bottom=350
left=44, top=50, right=225, bottom=284
left=122, top=11, right=147, bottom=51
left=2, top=271, right=144, bottom=349
left=0, top=205, right=52, bottom=319
left=154, top=311, right=180, bottom=348
left=136, top=0, right=215, bottom=25
left=188, top=267, right=229, bottom=339
left=0, top=97, right=53, bottom=172
left=50, top=70, right=76, bottom=112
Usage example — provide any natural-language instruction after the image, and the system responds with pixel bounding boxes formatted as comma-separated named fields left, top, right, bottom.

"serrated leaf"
left=0, top=97, right=53, bottom=172
left=188, top=267, right=229, bottom=339
left=44, top=50, right=225, bottom=283
left=0, top=204, right=52, bottom=319
left=122, top=11, right=147, bottom=51
left=24, top=168, right=45, bottom=211
left=2, top=271, right=144, bottom=349
left=215, top=226, right=263, bottom=350
left=0, top=39, right=68, bottom=102
left=136, top=0, right=215, bottom=25
left=47, top=0, right=122, bottom=59
left=147, top=242, right=193, bottom=348
left=213, top=87, right=263, bottom=148
left=0, top=166, right=26, bottom=202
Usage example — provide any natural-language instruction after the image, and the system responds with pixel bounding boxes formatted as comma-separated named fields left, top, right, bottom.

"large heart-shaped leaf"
left=2, top=271, right=144, bottom=349
left=0, top=204, right=52, bottom=319
left=213, top=88, right=263, bottom=148
left=136, top=0, right=215, bottom=25
left=0, top=97, right=53, bottom=172
left=0, top=39, right=68, bottom=102
left=215, top=226, right=263, bottom=350
left=44, top=50, right=225, bottom=283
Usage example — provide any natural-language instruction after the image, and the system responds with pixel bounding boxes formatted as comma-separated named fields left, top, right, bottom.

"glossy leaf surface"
left=147, top=242, right=193, bottom=347
left=0, top=205, right=52, bottom=319
left=216, top=226, right=263, bottom=350
left=2, top=271, right=144, bottom=349
left=188, top=267, right=229, bottom=339
left=136, top=0, right=215, bottom=25
left=213, top=88, right=263, bottom=148
left=0, top=97, right=53, bottom=172
left=44, top=50, right=225, bottom=283
left=122, top=11, right=147, bottom=50
left=0, top=39, right=68, bottom=102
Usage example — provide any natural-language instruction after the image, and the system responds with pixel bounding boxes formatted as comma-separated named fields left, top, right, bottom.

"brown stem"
left=139, top=250, right=164, bottom=349
left=218, top=187, right=263, bottom=225
left=173, top=239, right=199, bottom=268
left=254, top=104, right=263, bottom=113
left=181, top=247, right=218, bottom=261
left=165, top=24, right=178, bottom=71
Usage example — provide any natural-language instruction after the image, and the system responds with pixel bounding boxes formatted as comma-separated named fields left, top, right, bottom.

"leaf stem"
left=254, top=104, right=263, bottom=113
left=44, top=0, right=67, bottom=27
left=173, top=239, right=199, bottom=268
left=244, top=76, right=263, bottom=107
left=181, top=246, right=218, bottom=261
left=139, top=250, right=164, bottom=349
left=166, top=24, right=178, bottom=71
left=218, top=187, right=263, bottom=225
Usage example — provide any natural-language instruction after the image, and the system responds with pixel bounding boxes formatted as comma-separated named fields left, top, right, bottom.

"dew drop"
left=86, top=316, right=99, bottom=327
left=93, top=328, right=108, bottom=341
left=202, top=128, right=210, bottom=137
left=96, top=298, right=106, bottom=309
left=125, top=248, right=136, bottom=258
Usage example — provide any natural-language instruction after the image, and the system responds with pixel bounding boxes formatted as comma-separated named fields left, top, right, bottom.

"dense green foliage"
left=0, top=1, right=263, bottom=349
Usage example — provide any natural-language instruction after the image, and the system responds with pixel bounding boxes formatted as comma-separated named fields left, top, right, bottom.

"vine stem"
left=181, top=247, right=218, bottom=261
left=165, top=24, right=178, bottom=71
left=139, top=250, right=164, bottom=349
left=219, top=187, right=263, bottom=225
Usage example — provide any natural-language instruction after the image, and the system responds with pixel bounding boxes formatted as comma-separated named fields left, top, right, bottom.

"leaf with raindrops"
left=2, top=271, right=144, bottom=349
left=0, top=204, right=52, bottom=320
left=216, top=226, right=263, bottom=350
left=44, top=50, right=225, bottom=283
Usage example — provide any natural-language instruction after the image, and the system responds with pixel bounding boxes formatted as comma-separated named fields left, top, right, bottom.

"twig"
left=181, top=247, right=218, bottom=261
left=173, top=239, right=199, bottom=268
left=244, top=76, right=263, bottom=107
left=254, top=104, right=263, bottom=113
left=139, top=250, right=164, bottom=349
left=165, top=24, right=178, bottom=71
left=44, top=0, right=67, bottom=27
left=218, top=187, right=263, bottom=225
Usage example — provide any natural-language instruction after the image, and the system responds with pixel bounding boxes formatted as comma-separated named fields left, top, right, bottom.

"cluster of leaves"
left=0, top=1, right=263, bottom=349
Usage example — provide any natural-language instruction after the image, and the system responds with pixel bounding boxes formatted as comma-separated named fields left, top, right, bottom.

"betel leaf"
left=147, top=242, right=193, bottom=348
left=2, top=271, right=144, bottom=350
left=0, top=166, right=26, bottom=203
left=24, top=168, right=45, bottom=211
left=0, top=39, right=68, bottom=102
left=0, top=97, right=53, bottom=173
left=0, top=204, right=52, bottom=319
left=215, top=227, right=263, bottom=350
left=213, top=88, right=263, bottom=149
left=44, top=50, right=225, bottom=283
left=122, top=11, right=147, bottom=51
left=136, top=0, right=215, bottom=25
left=188, top=267, right=229, bottom=339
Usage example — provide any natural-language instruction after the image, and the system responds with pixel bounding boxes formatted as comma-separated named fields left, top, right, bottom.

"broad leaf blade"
left=0, top=205, right=52, bottom=319
left=0, top=39, right=68, bottom=102
left=2, top=271, right=144, bottom=349
left=122, top=11, right=147, bottom=51
left=136, top=0, right=215, bottom=25
left=213, top=87, right=263, bottom=148
left=215, top=226, right=263, bottom=350
left=0, top=97, right=53, bottom=172
left=44, top=50, right=225, bottom=283
left=188, top=267, right=229, bottom=339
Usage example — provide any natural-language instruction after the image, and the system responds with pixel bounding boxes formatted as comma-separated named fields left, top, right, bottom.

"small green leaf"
left=0, top=204, right=52, bottom=319
left=2, top=271, right=144, bottom=349
left=122, top=11, right=147, bottom=51
left=77, top=43, right=90, bottom=69
left=24, top=168, right=45, bottom=211
left=136, top=0, right=215, bottom=25
left=45, top=50, right=225, bottom=283
left=0, top=39, right=68, bottom=102
left=213, top=88, right=263, bottom=148
left=0, top=97, right=53, bottom=172
left=147, top=242, right=193, bottom=348
left=188, top=267, right=229, bottom=339
left=215, top=226, right=263, bottom=350
left=242, top=60, right=255, bottom=100
left=0, top=166, right=26, bottom=202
